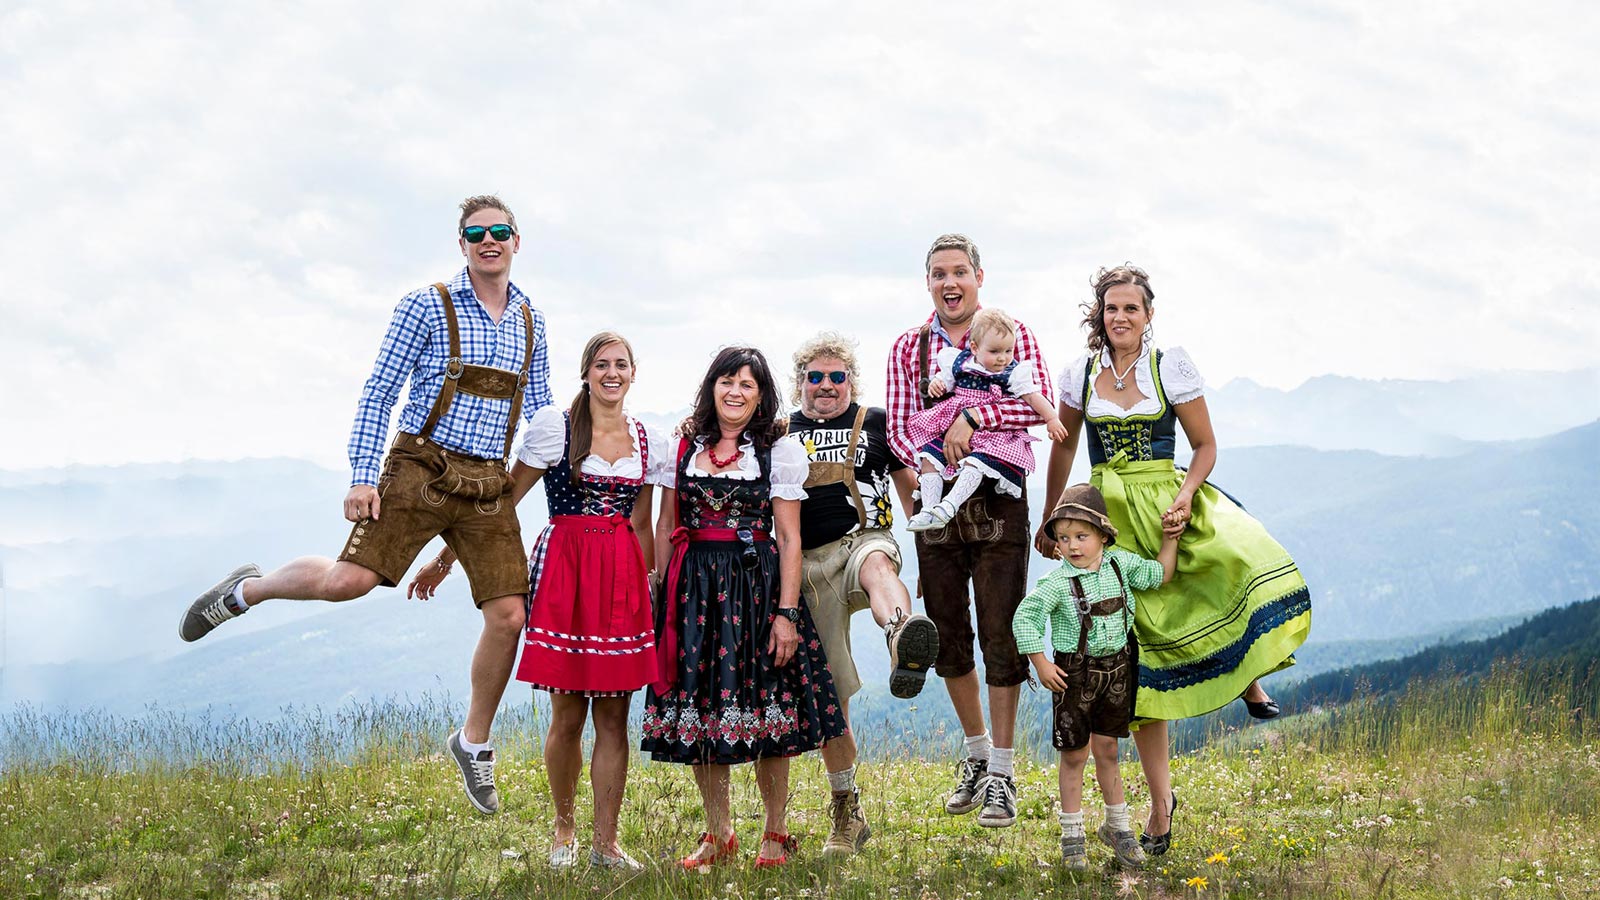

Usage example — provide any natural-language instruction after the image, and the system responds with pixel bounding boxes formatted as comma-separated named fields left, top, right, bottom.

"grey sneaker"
left=945, top=757, right=990, bottom=815
left=885, top=612, right=940, bottom=699
left=822, top=789, right=871, bottom=858
left=589, top=847, right=644, bottom=871
left=1060, top=832, right=1089, bottom=873
left=447, top=729, right=499, bottom=815
left=977, top=772, right=1017, bottom=828
left=179, top=563, right=260, bottom=642
left=549, top=839, right=578, bottom=869
left=1097, top=822, right=1147, bottom=869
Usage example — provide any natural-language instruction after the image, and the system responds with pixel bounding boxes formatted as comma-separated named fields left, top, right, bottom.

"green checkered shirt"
left=1013, top=548, right=1164, bottom=658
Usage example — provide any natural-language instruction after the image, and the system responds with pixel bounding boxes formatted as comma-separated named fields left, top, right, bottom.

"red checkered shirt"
left=884, top=310, right=1055, bottom=467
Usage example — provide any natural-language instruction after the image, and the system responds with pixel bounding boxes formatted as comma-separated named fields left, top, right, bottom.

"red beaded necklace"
left=707, top=438, right=742, bottom=469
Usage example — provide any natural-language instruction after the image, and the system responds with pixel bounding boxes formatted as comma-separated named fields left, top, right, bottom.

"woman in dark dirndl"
left=641, top=346, right=847, bottom=869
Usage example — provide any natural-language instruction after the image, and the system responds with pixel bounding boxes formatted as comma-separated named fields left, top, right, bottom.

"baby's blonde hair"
left=968, top=307, right=1017, bottom=349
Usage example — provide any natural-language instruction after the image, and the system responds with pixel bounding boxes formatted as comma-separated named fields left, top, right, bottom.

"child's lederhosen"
left=1051, top=557, right=1139, bottom=750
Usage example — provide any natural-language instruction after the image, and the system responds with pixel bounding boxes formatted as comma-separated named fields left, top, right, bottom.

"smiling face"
left=714, top=365, right=761, bottom=433
left=926, top=248, right=983, bottom=330
left=799, top=355, right=850, bottom=420
left=1052, top=519, right=1109, bottom=570
left=1102, top=283, right=1152, bottom=355
left=584, top=340, right=634, bottom=405
left=459, top=208, right=519, bottom=279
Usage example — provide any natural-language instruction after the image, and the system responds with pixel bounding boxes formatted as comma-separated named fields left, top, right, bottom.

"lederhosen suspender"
left=917, top=324, right=935, bottom=410
left=418, top=283, right=536, bottom=464
left=801, top=405, right=870, bottom=530
left=1065, top=557, right=1132, bottom=657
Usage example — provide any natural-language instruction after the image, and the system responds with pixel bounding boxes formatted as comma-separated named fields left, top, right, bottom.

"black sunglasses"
left=806, top=370, right=848, bottom=385
left=736, top=527, right=760, bottom=571
left=461, top=224, right=516, bottom=243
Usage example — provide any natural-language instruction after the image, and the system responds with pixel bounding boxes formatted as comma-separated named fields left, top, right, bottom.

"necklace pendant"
left=1114, top=379, right=1126, bottom=390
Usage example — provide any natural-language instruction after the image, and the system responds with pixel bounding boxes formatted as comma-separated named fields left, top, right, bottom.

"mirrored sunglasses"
left=461, top=224, right=516, bottom=243
left=806, top=370, right=848, bottom=385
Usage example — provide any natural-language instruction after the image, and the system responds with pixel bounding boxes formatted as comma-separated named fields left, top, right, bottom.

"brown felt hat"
left=1044, top=483, right=1118, bottom=543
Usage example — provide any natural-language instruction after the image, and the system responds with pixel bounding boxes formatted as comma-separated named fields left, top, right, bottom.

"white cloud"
left=2, top=0, right=1597, bottom=470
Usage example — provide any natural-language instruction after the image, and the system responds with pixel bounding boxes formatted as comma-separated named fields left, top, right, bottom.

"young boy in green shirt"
left=1013, top=484, right=1181, bottom=873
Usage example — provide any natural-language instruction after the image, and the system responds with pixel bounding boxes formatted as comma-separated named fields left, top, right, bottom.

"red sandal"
left=679, top=831, right=739, bottom=870
left=753, top=831, right=799, bottom=868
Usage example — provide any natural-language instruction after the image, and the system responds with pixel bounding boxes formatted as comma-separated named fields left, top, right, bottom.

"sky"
left=2, top=1, right=1596, bottom=473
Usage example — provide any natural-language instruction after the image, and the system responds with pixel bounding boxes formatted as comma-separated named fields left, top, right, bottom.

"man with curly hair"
left=788, top=331, right=939, bottom=858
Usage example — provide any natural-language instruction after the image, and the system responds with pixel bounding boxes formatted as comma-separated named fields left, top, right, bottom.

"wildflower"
left=1115, top=872, right=1141, bottom=896
left=1185, top=875, right=1209, bottom=890
left=1207, top=851, right=1229, bottom=865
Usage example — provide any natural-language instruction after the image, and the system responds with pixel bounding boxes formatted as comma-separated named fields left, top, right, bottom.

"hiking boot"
left=885, top=611, right=939, bottom=699
left=945, top=757, right=989, bottom=815
left=977, top=772, right=1017, bottom=828
left=1097, top=821, right=1147, bottom=869
left=179, top=563, right=260, bottom=642
left=822, top=789, right=871, bottom=858
left=1060, top=832, right=1089, bottom=874
left=447, top=729, right=499, bottom=814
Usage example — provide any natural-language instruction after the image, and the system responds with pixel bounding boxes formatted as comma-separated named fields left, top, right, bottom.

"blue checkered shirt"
left=347, top=268, right=552, bottom=486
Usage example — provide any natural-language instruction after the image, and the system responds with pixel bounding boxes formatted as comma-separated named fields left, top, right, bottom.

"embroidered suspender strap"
left=499, top=304, right=535, bottom=463
left=1108, top=556, right=1132, bottom=636
left=633, top=418, right=650, bottom=477
left=419, top=282, right=465, bottom=440
left=844, top=405, right=868, bottom=529
left=1067, top=575, right=1093, bottom=657
left=917, top=324, right=934, bottom=410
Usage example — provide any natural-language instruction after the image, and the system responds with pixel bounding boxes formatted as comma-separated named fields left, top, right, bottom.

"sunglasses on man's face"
left=461, top=224, right=516, bottom=244
left=806, top=370, right=848, bottom=385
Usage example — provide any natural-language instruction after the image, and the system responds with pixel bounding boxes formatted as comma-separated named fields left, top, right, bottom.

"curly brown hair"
left=1082, top=264, right=1155, bottom=353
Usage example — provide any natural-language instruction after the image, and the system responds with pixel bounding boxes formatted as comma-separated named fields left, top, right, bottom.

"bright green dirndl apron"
left=1083, top=351, right=1311, bottom=723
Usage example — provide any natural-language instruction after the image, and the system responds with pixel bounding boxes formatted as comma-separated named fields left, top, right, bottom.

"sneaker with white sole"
left=1097, top=821, right=1147, bottom=869
left=589, top=846, right=644, bottom=871
left=945, top=757, right=990, bottom=815
left=179, top=563, right=260, bottom=642
left=976, top=772, right=1017, bottom=828
left=885, top=611, right=939, bottom=699
left=447, top=729, right=499, bottom=815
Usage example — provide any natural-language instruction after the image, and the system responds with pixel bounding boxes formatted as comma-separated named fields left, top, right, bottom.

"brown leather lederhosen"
left=393, top=283, right=535, bottom=500
left=1050, top=557, right=1139, bottom=748
left=801, top=405, right=870, bottom=530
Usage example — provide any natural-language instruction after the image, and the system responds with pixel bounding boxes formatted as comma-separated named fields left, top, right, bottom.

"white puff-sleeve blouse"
left=516, top=406, right=672, bottom=485
left=657, top=433, right=810, bottom=501
left=1059, top=345, right=1206, bottom=416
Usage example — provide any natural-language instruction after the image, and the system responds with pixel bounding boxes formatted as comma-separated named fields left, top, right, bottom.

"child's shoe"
left=1097, top=822, right=1146, bottom=869
left=907, top=500, right=957, bottom=533
left=1060, top=833, right=1089, bottom=874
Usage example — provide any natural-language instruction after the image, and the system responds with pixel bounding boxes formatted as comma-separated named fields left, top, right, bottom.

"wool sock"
left=964, top=732, right=992, bottom=761
left=939, top=465, right=987, bottom=511
left=989, top=746, right=1015, bottom=778
left=1059, top=810, right=1086, bottom=839
left=1105, top=801, right=1131, bottom=832
left=827, top=766, right=857, bottom=794
left=226, top=579, right=254, bottom=615
left=918, top=472, right=945, bottom=508
left=458, top=731, right=492, bottom=755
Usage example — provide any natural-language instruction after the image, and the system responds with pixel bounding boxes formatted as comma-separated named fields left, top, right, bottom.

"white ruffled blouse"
left=516, top=405, right=672, bottom=485
left=1059, top=345, right=1205, bottom=419
left=656, top=433, right=810, bottom=501
left=932, top=345, right=1041, bottom=397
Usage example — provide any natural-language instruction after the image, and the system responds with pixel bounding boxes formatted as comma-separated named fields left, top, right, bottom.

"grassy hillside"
left=3, top=661, right=1597, bottom=899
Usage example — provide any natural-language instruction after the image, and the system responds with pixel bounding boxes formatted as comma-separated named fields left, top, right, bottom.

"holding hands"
left=1161, top=490, right=1194, bottom=532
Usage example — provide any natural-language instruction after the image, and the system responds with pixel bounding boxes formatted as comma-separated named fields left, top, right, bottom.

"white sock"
left=940, top=465, right=986, bottom=511
left=1059, top=810, right=1085, bottom=838
left=989, top=746, right=1015, bottom=778
left=1105, top=801, right=1131, bottom=832
left=918, top=472, right=945, bottom=508
left=827, top=766, right=857, bottom=794
left=458, top=730, right=492, bottom=755
left=226, top=579, right=253, bottom=614
left=964, top=732, right=992, bottom=761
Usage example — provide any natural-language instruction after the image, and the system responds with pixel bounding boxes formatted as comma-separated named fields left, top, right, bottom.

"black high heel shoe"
left=1139, top=791, right=1180, bottom=856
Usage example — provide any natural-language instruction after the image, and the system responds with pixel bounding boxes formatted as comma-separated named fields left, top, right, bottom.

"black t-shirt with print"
left=788, top=404, right=907, bottom=550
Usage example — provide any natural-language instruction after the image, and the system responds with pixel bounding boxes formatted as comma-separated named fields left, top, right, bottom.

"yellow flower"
left=1186, top=875, right=1209, bottom=891
left=1207, top=851, right=1229, bottom=865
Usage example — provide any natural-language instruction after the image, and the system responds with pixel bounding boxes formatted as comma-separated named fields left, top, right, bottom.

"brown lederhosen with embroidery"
left=911, top=323, right=1032, bottom=686
left=1050, top=557, right=1139, bottom=749
left=336, top=283, right=535, bottom=606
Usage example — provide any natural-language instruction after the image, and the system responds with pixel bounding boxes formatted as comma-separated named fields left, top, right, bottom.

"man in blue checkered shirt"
left=179, top=195, right=552, bottom=815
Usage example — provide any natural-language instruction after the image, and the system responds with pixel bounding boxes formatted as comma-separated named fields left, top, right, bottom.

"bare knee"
left=591, top=700, right=629, bottom=741
left=548, top=701, right=589, bottom=743
left=1060, top=746, right=1090, bottom=773
left=323, top=565, right=379, bottom=602
left=481, top=596, right=526, bottom=636
left=1089, top=734, right=1120, bottom=764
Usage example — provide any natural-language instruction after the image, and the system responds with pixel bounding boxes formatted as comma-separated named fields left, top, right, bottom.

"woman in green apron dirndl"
left=1039, top=264, right=1311, bottom=855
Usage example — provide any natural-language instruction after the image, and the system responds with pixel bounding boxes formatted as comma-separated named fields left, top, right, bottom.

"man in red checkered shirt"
left=884, top=233, right=1053, bottom=829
